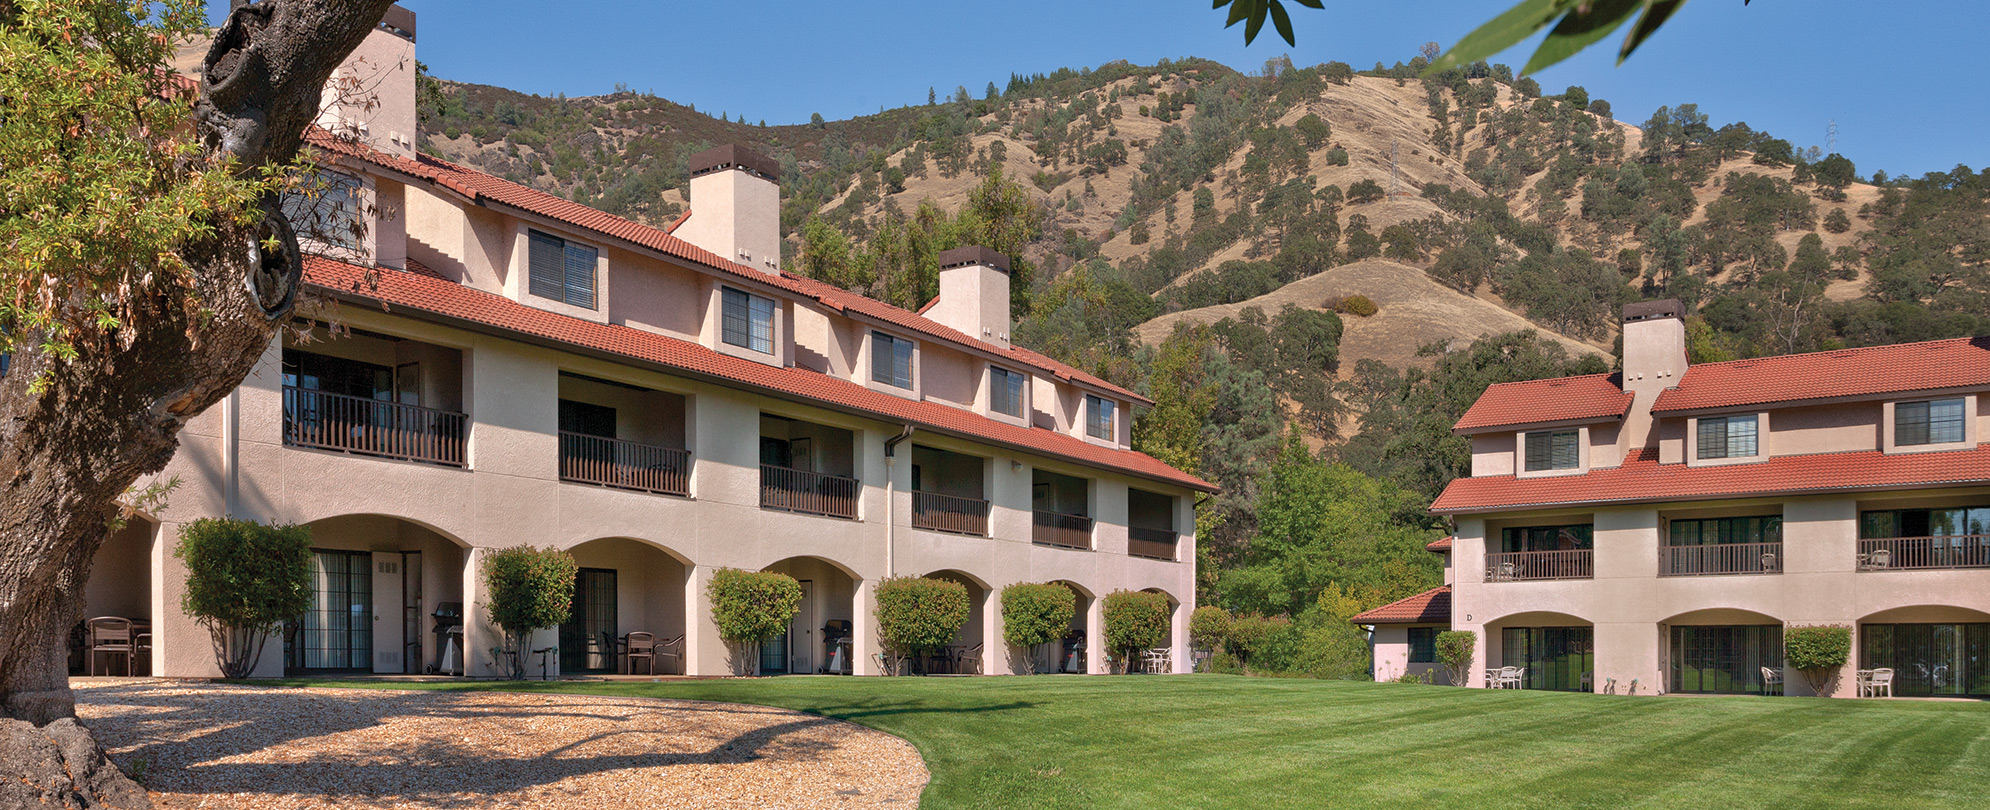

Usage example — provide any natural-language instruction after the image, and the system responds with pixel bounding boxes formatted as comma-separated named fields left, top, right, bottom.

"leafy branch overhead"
left=1217, top=0, right=1729, bottom=76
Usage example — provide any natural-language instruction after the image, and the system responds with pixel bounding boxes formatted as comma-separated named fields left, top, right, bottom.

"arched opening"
left=761, top=556, right=859, bottom=675
left=288, top=514, right=469, bottom=677
left=1140, top=588, right=1184, bottom=674
left=1858, top=605, right=1990, bottom=697
left=74, top=516, right=159, bottom=676
left=924, top=569, right=990, bottom=674
left=1046, top=580, right=1094, bottom=674
left=1484, top=610, right=1593, bottom=692
left=561, top=537, right=691, bottom=676
left=1660, top=608, right=1784, bottom=696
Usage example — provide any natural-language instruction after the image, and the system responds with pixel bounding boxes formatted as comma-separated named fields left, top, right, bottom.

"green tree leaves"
left=1212, top=0, right=1324, bottom=47
left=174, top=518, right=314, bottom=678
left=1426, top=0, right=1695, bottom=76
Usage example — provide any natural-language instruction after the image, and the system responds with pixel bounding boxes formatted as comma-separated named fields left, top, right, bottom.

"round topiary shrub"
left=874, top=576, right=970, bottom=675
left=1785, top=624, right=1852, bottom=695
left=706, top=568, right=803, bottom=675
left=175, top=517, right=314, bottom=679
left=1002, top=582, right=1078, bottom=674
left=1101, top=590, right=1172, bottom=673
left=1435, top=630, right=1476, bottom=687
left=483, top=545, right=579, bottom=679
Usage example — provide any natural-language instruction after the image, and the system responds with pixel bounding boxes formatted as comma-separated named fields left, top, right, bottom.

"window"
left=1696, top=414, right=1759, bottom=459
left=1500, top=524, right=1593, bottom=553
left=990, top=367, right=1025, bottom=417
left=1668, top=515, right=1782, bottom=546
left=280, top=172, right=362, bottom=249
left=1896, top=398, right=1966, bottom=446
left=1086, top=395, right=1115, bottom=440
left=1522, top=429, right=1580, bottom=471
left=1861, top=507, right=1990, bottom=539
left=1408, top=627, right=1438, bottom=663
left=721, top=287, right=775, bottom=354
left=871, top=331, right=913, bottom=388
left=527, top=229, right=598, bottom=309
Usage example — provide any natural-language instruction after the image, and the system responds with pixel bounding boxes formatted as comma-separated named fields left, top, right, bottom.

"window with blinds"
left=1086, top=395, right=1115, bottom=440
left=1896, top=398, right=1966, bottom=446
left=990, top=367, right=1025, bottom=416
left=1523, top=429, right=1579, bottom=471
left=1696, top=414, right=1759, bottom=459
left=721, top=287, right=775, bottom=354
left=1408, top=627, right=1438, bottom=663
left=527, top=229, right=598, bottom=309
left=871, top=331, right=913, bottom=388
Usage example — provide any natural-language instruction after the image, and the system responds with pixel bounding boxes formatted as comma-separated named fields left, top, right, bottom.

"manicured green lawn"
left=286, top=675, right=1990, bottom=809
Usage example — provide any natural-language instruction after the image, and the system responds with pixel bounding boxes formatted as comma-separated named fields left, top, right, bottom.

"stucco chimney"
left=929, top=246, right=1012, bottom=347
left=677, top=145, right=783, bottom=273
left=1620, top=299, right=1687, bottom=450
left=318, top=5, right=418, bottom=158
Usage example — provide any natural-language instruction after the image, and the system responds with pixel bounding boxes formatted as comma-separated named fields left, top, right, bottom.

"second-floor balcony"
left=1033, top=510, right=1094, bottom=550
left=558, top=432, right=691, bottom=497
left=1858, top=536, right=1990, bottom=571
left=1486, top=548, right=1593, bottom=582
left=911, top=491, right=990, bottom=536
left=283, top=386, right=467, bottom=467
left=760, top=464, right=860, bottom=520
left=1127, top=526, right=1179, bottom=561
left=1661, top=542, right=1783, bottom=576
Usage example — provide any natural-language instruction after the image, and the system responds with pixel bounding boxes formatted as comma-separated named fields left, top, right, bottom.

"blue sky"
left=219, top=1, right=1986, bottom=178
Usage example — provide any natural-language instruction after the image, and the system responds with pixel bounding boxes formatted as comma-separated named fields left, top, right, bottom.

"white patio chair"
left=1855, top=668, right=1875, bottom=697
left=1868, top=668, right=1894, bottom=698
left=1579, top=671, right=1594, bottom=692
left=1760, top=666, right=1782, bottom=695
left=1496, top=666, right=1522, bottom=689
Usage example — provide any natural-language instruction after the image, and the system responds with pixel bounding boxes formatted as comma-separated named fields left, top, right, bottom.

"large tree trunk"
left=0, top=0, right=395, bottom=803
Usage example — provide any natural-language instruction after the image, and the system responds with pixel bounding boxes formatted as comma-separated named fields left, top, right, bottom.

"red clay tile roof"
left=1652, top=337, right=1990, bottom=414
left=1426, top=536, right=1452, bottom=552
left=1352, top=586, right=1451, bottom=624
left=303, top=130, right=1147, bottom=405
left=303, top=256, right=1215, bottom=493
left=1452, top=373, right=1632, bottom=434
left=1432, top=444, right=1990, bottom=513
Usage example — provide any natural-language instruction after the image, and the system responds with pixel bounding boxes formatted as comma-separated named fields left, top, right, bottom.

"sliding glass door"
left=1670, top=625, right=1782, bottom=694
left=1861, top=623, right=1990, bottom=697
left=287, top=550, right=373, bottom=673
left=558, top=568, right=618, bottom=674
left=1501, top=626, right=1593, bottom=691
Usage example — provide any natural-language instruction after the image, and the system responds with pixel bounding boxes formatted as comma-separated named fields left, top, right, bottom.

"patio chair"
left=624, top=632, right=657, bottom=675
left=1868, top=668, right=1894, bottom=698
left=1579, top=671, right=1594, bottom=692
left=657, top=634, right=685, bottom=675
left=1760, top=666, right=1783, bottom=695
left=86, top=617, right=134, bottom=676
left=1484, top=668, right=1501, bottom=688
left=956, top=642, right=984, bottom=675
left=1495, top=666, right=1522, bottom=689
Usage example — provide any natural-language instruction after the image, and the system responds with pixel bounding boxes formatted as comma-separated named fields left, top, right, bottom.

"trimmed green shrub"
left=1785, top=624, right=1852, bottom=695
left=1101, top=590, right=1172, bottom=672
left=174, top=518, right=313, bottom=679
left=875, top=576, right=971, bottom=675
left=1002, top=582, right=1077, bottom=674
left=1227, top=613, right=1290, bottom=674
left=1189, top=605, right=1232, bottom=652
left=1435, top=630, right=1476, bottom=687
left=483, top=545, right=579, bottom=679
left=1332, top=294, right=1379, bottom=317
left=707, top=568, right=803, bottom=675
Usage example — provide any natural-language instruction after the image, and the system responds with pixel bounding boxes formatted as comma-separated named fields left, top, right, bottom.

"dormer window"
left=1896, top=398, right=1966, bottom=446
left=528, top=229, right=598, bottom=309
left=1523, top=430, right=1579, bottom=472
left=871, top=331, right=913, bottom=389
left=721, top=287, right=775, bottom=354
left=1086, top=395, right=1115, bottom=440
left=990, top=367, right=1025, bottom=417
left=1696, top=415, right=1759, bottom=459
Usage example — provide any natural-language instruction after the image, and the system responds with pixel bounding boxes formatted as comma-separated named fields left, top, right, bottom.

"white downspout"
left=883, top=425, right=916, bottom=577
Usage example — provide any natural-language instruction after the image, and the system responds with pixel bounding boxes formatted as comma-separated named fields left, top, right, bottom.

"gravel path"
left=74, top=681, right=928, bottom=809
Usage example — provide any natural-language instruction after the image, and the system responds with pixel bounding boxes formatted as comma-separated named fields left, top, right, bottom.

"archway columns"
left=979, top=588, right=1003, bottom=675
left=853, top=578, right=878, bottom=676
left=1171, top=598, right=1191, bottom=674
left=1085, top=595, right=1105, bottom=675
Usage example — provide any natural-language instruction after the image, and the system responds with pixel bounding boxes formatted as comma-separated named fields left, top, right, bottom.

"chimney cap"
left=938, top=245, right=1010, bottom=273
left=1622, top=298, right=1684, bottom=323
left=379, top=4, right=416, bottom=42
left=688, top=144, right=780, bottom=182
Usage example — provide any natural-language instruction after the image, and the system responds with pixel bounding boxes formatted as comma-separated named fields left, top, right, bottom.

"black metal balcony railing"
left=1033, top=510, right=1094, bottom=550
left=911, top=490, right=990, bottom=536
left=1485, top=549, right=1594, bottom=581
left=1127, top=526, right=1179, bottom=561
left=1661, top=541, right=1783, bottom=577
left=283, top=386, right=467, bottom=467
left=558, top=432, right=691, bottom=497
left=760, top=464, right=860, bottom=519
left=1858, top=536, right=1990, bottom=571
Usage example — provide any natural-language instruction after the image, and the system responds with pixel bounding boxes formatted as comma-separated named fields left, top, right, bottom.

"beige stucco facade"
left=76, top=14, right=1199, bottom=682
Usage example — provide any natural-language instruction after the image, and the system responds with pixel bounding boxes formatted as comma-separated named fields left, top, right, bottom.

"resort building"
left=72, top=8, right=1209, bottom=679
left=1370, top=299, right=1990, bottom=697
